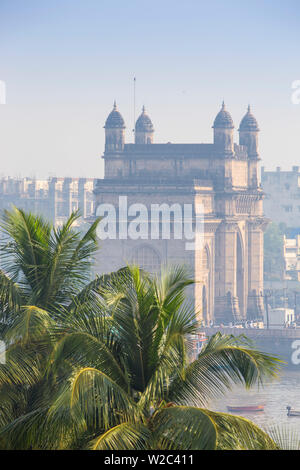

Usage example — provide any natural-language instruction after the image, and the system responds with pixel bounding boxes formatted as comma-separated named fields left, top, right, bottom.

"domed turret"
left=239, top=105, right=259, bottom=132
left=105, top=101, right=125, bottom=129
left=238, top=105, right=259, bottom=157
left=213, top=102, right=234, bottom=154
left=213, top=101, right=234, bottom=129
left=135, top=106, right=154, bottom=144
left=104, top=101, right=126, bottom=152
left=239, top=105, right=260, bottom=188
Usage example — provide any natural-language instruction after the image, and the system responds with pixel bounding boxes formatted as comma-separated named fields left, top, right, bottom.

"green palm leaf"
left=0, top=215, right=283, bottom=453
left=70, top=367, right=136, bottom=430
left=169, top=332, right=281, bottom=407
left=266, top=425, right=300, bottom=450
left=91, top=422, right=152, bottom=450
left=153, top=406, right=277, bottom=450
left=153, top=405, right=218, bottom=450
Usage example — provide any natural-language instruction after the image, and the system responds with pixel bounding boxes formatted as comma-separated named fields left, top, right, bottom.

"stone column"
left=214, top=221, right=241, bottom=323
left=194, top=222, right=217, bottom=326
left=246, top=219, right=266, bottom=320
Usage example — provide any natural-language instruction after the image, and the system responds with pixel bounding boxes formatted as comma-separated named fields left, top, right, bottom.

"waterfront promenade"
left=202, top=327, right=300, bottom=369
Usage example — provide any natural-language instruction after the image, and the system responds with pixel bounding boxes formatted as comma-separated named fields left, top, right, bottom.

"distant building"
left=262, top=166, right=300, bottom=232
left=262, top=167, right=300, bottom=283
left=94, top=101, right=266, bottom=325
left=283, top=235, right=300, bottom=281
left=0, top=177, right=96, bottom=228
left=264, top=307, right=295, bottom=329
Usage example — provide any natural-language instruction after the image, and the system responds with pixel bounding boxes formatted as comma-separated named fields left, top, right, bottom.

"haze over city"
left=2, top=0, right=300, bottom=453
left=0, top=0, right=299, bottom=179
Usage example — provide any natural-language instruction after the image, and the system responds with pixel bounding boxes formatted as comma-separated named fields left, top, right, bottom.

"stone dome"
left=213, top=102, right=234, bottom=129
left=239, top=105, right=259, bottom=131
left=105, top=101, right=125, bottom=128
left=135, top=106, right=154, bottom=132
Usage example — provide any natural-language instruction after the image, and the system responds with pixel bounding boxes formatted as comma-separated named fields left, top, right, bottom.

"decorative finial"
left=247, top=104, right=251, bottom=113
left=142, top=105, right=145, bottom=113
left=222, top=100, right=225, bottom=110
left=113, top=100, right=117, bottom=110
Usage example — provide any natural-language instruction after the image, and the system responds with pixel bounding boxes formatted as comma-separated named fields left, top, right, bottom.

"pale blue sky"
left=0, top=0, right=299, bottom=178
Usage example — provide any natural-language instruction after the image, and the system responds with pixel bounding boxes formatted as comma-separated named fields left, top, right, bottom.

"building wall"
left=95, top=124, right=265, bottom=325
left=0, top=177, right=95, bottom=228
left=283, top=235, right=300, bottom=281
left=262, top=166, right=300, bottom=229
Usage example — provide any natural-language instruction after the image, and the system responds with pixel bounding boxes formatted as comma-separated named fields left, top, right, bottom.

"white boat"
left=287, top=406, right=300, bottom=417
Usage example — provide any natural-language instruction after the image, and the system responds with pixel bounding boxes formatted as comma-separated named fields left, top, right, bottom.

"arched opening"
left=236, top=233, right=244, bottom=318
left=131, top=245, right=161, bottom=274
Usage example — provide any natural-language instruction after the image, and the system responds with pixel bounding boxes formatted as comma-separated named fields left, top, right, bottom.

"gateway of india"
left=94, top=101, right=266, bottom=325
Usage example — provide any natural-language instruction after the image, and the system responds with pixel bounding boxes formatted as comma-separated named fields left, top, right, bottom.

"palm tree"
left=0, top=207, right=103, bottom=441
left=0, top=243, right=281, bottom=450
left=0, top=207, right=102, bottom=319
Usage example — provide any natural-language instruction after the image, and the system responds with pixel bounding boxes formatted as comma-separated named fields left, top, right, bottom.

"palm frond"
left=4, top=305, right=54, bottom=346
left=169, top=332, right=281, bottom=407
left=70, top=367, right=137, bottom=430
left=0, top=407, right=49, bottom=449
left=153, top=405, right=218, bottom=450
left=49, top=331, right=129, bottom=389
left=91, top=422, right=152, bottom=450
left=0, top=270, right=23, bottom=322
left=266, top=424, right=300, bottom=450
left=0, top=207, right=51, bottom=293
left=153, top=405, right=278, bottom=450
left=208, top=409, right=278, bottom=450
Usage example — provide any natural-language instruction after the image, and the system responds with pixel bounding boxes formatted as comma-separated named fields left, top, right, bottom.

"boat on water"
left=227, top=405, right=264, bottom=413
left=287, top=406, right=300, bottom=417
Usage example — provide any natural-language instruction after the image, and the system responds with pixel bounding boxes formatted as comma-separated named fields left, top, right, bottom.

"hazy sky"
left=0, top=0, right=299, bottom=179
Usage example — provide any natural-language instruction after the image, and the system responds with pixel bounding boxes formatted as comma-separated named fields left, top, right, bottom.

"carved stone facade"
left=94, top=103, right=266, bottom=324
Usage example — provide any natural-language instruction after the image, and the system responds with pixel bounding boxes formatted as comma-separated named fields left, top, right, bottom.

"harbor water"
left=210, top=368, right=300, bottom=431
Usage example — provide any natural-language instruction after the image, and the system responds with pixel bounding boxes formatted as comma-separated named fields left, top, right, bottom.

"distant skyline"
left=0, top=0, right=299, bottom=178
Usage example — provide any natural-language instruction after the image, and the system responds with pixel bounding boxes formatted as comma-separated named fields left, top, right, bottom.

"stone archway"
left=131, top=245, right=161, bottom=274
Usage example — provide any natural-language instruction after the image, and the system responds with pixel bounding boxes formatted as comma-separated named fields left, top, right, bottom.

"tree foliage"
left=0, top=209, right=282, bottom=450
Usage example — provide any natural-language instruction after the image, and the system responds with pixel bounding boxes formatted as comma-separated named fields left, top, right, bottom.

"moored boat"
left=227, top=405, right=264, bottom=413
left=287, top=406, right=300, bottom=417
